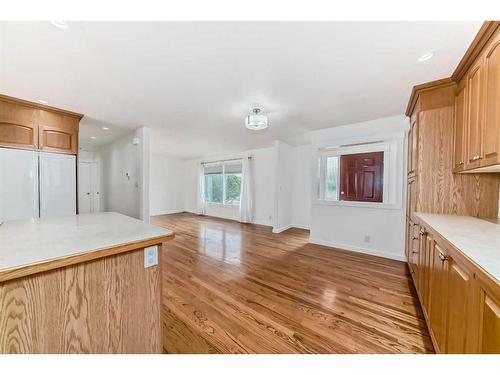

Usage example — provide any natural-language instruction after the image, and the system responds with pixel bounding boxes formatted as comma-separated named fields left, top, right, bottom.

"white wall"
left=292, top=144, right=312, bottom=229
left=183, top=147, right=276, bottom=226
left=95, top=127, right=149, bottom=220
left=309, top=115, right=408, bottom=261
left=150, top=154, right=185, bottom=216
left=273, top=141, right=295, bottom=232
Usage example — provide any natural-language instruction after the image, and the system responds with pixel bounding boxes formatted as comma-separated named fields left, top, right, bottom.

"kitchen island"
left=0, top=212, right=174, bottom=353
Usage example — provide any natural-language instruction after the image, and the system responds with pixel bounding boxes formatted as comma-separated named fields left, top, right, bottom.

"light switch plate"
left=144, top=245, right=158, bottom=268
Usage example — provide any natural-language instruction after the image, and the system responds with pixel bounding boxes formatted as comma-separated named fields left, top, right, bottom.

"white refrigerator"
left=0, top=147, right=76, bottom=222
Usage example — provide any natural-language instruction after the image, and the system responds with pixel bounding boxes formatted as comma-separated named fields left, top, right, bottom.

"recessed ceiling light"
left=418, top=52, right=434, bottom=63
left=50, top=21, right=68, bottom=30
left=90, top=136, right=96, bottom=140
left=102, top=127, right=109, bottom=130
left=37, top=99, right=49, bottom=104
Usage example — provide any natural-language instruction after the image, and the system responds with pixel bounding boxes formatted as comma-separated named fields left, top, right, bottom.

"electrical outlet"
left=364, top=235, right=371, bottom=243
left=144, top=245, right=158, bottom=268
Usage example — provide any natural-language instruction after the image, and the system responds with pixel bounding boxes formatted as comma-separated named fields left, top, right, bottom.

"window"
left=319, top=151, right=384, bottom=203
left=204, top=162, right=242, bottom=205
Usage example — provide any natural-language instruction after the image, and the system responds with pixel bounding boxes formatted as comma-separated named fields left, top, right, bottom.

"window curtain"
left=239, top=157, right=253, bottom=223
left=196, top=163, right=205, bottom=215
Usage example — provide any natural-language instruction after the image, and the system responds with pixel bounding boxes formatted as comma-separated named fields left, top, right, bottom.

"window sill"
left=205, top=202, right=239, bottom=208
left=313, top=199, right=402, bottom=210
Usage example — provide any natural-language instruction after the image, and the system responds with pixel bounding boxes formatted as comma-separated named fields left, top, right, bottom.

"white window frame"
left=204, top=162, right=242, bottom=207
left=314, top=139, right=402, bottom=210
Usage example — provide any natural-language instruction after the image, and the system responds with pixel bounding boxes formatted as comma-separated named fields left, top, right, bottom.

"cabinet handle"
left=438, top=252, right=448, bottom=262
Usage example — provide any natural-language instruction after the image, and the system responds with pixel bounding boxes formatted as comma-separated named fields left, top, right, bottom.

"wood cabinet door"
left=417, top=226, right=429, bottom=303
left=477, top=284, right=500, bottom=353
left=465, top=61, right=484, bottom=169
left=481, top=36, right=500, bottom=167
left=428, top=241, right=449, bottom=353
left=421, top=232, right=433, bottom=313
left=0, top=100, right=38, bottom=149
left=445, top=255, right=475, bottom=353
left=453, top=81, right=467, bottom=172
left=405, top=219, right=412, bottom=262
left=407, top=118, right=418, bottom=177
left=38, top=110, right=78, bottom=154
left=406, top=177, right=417, bottom=219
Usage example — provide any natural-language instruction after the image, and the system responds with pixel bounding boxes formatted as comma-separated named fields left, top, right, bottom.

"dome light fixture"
left=245, top=107, right=269, bottom=130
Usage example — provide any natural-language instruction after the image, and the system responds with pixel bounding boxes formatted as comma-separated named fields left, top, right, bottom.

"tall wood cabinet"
left=0, top=94, right=82, bottom=154
left=405, top=21, right=500, bottom=354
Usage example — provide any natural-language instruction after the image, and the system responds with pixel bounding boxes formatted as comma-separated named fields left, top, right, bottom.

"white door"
left=78, top=161, right=92, bottom=213
left=0, top=147, right=39, bottom=222
left=91, top=161, right=101, bottom=212
left=39, top=152, right=76, bottom=218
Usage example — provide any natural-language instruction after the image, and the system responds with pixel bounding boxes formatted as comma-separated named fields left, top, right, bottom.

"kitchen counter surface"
left=415, top=213, right=500, bottom=282
left=0, top=212, right=174, bottom=282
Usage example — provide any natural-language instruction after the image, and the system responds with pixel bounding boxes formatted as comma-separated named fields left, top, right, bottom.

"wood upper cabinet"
left=465, top=61, right=484, bottom=170
left=0, top=95, right=82, bottom=154
left=38, top=110, right=78, bottom=154
left=481, top=35, right=500, bottom=167
left=453, top=80, right=467, bottom=172
left=428, top=241, right=449, bottom=352
left=0, top=100, right=38, bottom=149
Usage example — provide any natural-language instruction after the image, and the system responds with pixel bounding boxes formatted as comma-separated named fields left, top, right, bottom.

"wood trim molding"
left=0, top=93, right=84, bottom=119
left=451, top=21, right=500, bottom=83
left=405, top=78, right=455, bottom=116
left=406, top=22, right=500, bottom=117
left=0, top=233, right=174, bottom=283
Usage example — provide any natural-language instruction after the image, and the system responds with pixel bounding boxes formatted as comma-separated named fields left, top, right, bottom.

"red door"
left=340, top=152, right=384, bottom=202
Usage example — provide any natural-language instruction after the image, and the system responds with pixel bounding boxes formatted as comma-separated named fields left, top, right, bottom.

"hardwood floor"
left=152, top=213, right=434, bottom=354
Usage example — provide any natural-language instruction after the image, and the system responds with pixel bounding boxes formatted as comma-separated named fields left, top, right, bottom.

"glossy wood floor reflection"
left=152, top=213, right=434, bottom=354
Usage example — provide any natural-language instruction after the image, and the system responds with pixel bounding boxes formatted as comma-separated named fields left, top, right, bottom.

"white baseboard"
left=251, top=220, right=273, bottom=227
left=309, top=237, right=406, bottom=262
left=273, top=223, right=310, bottom=233
left=292, top=223, right=310, bottom=230
left=150, top=209, right=185, bottom=216
left=272, top=224, right=292, bottom=233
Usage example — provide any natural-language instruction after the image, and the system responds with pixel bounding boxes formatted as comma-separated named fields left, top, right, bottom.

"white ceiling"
left=0, top=21, right=482, bottom=158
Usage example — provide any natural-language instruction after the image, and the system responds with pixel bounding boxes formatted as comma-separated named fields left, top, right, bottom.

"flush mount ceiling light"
left=418, top=52, right=434, bottom=63
left=90, top=136, right=96, bottom=140
left=245, top=107, right=269, bottom=130
left=50, top=21, right=68, bottom=30
left=102, top=127, right=109, bottom=130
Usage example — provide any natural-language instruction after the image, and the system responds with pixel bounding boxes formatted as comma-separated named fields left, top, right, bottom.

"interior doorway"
left=78, top=160, right=100, bottom=213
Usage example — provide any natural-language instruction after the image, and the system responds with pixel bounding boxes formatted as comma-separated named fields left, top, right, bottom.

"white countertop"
left=0, top=212, right=173, bottom=276
left=415, top=213, right=500, bottom=282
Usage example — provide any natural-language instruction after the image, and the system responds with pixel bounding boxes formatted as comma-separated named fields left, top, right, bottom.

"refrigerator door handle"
left=40, top=156, right=46, bottom=211
left=33, top=155, right=40, bottom=217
